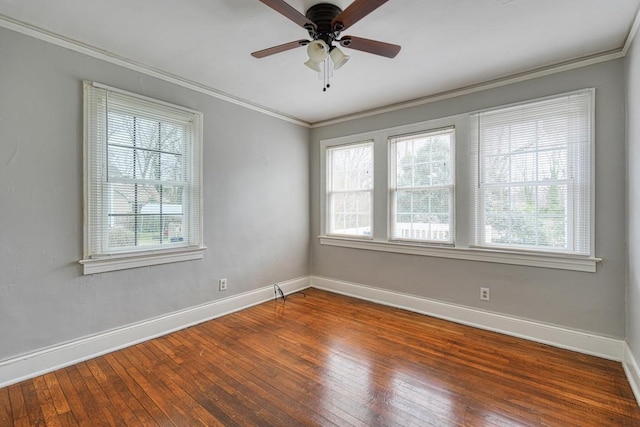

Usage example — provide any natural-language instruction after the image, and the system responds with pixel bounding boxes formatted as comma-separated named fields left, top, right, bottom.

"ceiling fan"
left=251, top=0, right=401, bottom=72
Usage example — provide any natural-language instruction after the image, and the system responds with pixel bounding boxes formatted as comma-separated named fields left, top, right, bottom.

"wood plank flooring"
left=1, top=288, right=639, bottom=426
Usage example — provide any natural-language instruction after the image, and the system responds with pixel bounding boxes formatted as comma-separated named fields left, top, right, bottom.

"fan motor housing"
left=305, top=3, right=343, bottom=40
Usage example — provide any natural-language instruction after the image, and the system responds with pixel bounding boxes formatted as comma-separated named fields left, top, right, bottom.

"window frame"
left=318, top=90, right=600, bottom=272
left=80, top=81, right=205, bottom=274
left=388, top=127, right=456, bottom=245
left=325, top=140, right=375, bottom=239
left=470, top=89, right=595, bottom=257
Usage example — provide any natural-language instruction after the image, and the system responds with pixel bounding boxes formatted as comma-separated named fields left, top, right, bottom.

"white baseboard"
left=311, top=276, right=625, bottom=361
left=624, top=344, right=640, bottom=403
left=0, top=276, right=310, bottom=388
left=0, top=274, right=630, bottom=397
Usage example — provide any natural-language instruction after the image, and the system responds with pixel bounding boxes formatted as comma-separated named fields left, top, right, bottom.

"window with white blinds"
left=389, top=128, right=454, bottom=244
left=83, top=81, right=203, bottom=270
left=471, top=89, right=593, bottom=255
left=326, top=142, right=374, bottom=237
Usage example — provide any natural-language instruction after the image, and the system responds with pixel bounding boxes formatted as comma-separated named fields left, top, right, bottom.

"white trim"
left=0, top=276, right=310, bottom=388
left=470, top=88, right=596, bottom=261
left=311, top=49, right=623, bottom=128
left=0, top=274, right=631, bottom=399
left=0, top=13, right=632, bottom=128
left=319, top=236, right=601, bottom=272
left=623, top=5, right=640, bottom=55
left=91, top=81, right=202, bottom=115
left=311, top=276, right=623, bottom=361
left=388, top=127, right=456, bottom=245
left=0, top=14, right=310, bottom=128
left=624, top=343, right=640, bottom=405
left=82, top=81, right=205, bottom=274
left=79, top=247, right=207, bottom=274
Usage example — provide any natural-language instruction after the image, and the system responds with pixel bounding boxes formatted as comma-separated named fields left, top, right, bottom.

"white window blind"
left=326, top=142, right=374, bottom=237
left=83, top=82, right=203, bottom=260
left=389, top=128, right=455, bottom=244
left=471, top=89, right=593, bottom=255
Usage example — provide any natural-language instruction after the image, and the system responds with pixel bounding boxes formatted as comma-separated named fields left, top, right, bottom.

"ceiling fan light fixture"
left=307, top=39, right=329, bottom=63
left=329, top=47, right=350, bottom=70
left=304, top=58, right=322, bottom=72
left=252, top=0, right=402, bottom=90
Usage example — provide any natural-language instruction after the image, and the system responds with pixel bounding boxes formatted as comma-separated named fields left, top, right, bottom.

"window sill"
left=318, top=236, right=600, bottom=272
left=79, top=246, right=206, bottom=275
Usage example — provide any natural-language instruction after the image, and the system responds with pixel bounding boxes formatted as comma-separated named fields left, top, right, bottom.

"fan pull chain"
left=323, top=59, right=331, bottom=92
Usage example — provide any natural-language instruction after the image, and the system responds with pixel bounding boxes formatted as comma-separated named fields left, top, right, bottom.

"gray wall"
left=311, top=60, right=627, bottom=338
left=0, top=23, right=631, bottom=363
left=0, top=28, right=310, bottom=361
left=627, top=34, right=640, bottom=356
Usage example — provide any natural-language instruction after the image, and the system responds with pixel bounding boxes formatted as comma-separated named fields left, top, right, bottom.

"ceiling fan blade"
left=258, top=0, right=316, bottom=30
left=339, top=36, right=401, bottom=58
left=331, top=0, right=388, bottom=32
left=251, top=40, right=309, bottom=58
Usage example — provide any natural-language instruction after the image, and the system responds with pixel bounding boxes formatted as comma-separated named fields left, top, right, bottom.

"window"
left=81, top=81, right=204, bottom=274
left=390, top=128, right=455, bottom=244
left=326, top=142, right=374, bottom=237
left=319, top=89, right=598, bottom=271
left=471, top=90, right=593, bottom=255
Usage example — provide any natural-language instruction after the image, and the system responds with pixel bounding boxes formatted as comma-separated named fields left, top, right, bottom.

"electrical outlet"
left=480, top=287, right=490, bottom=301
left=219, top=278, right=228, bottom=291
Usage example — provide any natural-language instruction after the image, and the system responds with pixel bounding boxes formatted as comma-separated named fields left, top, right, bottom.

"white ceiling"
left=1, top=0, right=639, bottom=124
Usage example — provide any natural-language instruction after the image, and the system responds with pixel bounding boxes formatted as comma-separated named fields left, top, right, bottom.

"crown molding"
left=623, top=4, right=640, bottom=55
left=308, top=4, right=640, bottom=128
left=0, top=14, right=311, bottom=128
left=310, top=48, right=624, bottom=128
left=2, top=8, right=638, bottom=130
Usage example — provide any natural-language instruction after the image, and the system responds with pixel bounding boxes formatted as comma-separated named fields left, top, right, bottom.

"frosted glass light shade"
left=307, top=39, right=329, bottom=62
left=304, top=59, right=322, bottom=72
left=330, top=47, right=350, bottom=70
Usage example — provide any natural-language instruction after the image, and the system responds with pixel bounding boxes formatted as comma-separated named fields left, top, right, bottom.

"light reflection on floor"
left=318, top=333, right=455, bottom=426
left=317, top=332, right=530, bottom=426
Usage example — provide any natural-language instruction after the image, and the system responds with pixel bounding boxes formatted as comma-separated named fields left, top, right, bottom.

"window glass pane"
left=537, top=150, right=567, bottom=181
left=107, top=111, right=134, bottom=147
left=160, top=152, right=183, bottom=181
left=484, top=176, right=569, bottom=249
left=540, top=216, right=567, bottom=248
left=430, top=137, right=451, bottom=186
left=108, top=145, right=135, bottom=179
left=330, top=144, right=373, bottom=191
left=108, top=216, right=136, bottom=249
left=510, top=152, right=537, bottom=182
left=413, top=162, right=431, bottom=187
left=159, top=122, right=185, bottom=154
left=394, top=189, right=450, bottom=242
left=105, top=182, right=185, bottom=251
left=108, top=135, right=184, bottom=182
left=329, top=190, right=371, bottom=237
left=396, top=148, right=414, bottom=188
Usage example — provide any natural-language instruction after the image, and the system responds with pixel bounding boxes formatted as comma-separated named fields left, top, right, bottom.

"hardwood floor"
left=2, top=288, right=639, bottom=426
